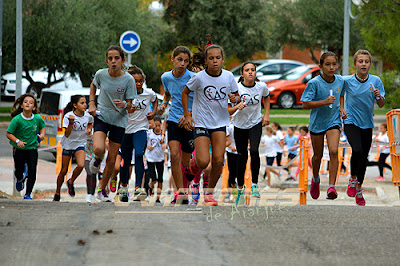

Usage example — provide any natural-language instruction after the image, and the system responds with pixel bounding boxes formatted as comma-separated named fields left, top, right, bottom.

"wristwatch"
left=16, top=139, right=20, bottom=144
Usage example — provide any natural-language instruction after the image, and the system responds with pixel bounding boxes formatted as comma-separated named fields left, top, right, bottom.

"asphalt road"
left=0, top=200, right=399, bottom=265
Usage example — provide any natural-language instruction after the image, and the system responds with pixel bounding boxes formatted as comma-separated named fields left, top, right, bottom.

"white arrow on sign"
left=123, top=38, right=138, bottom=47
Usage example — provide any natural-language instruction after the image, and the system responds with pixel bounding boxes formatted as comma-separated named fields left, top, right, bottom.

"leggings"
left=344, top=124, right=373, bottom=185
left=13, top=148, right=38, bottom=195
left=275, top=152, right=282, bottom=166
left=226, top=152, right=238, bottom=187
left=148, top=161, right=164, bottom=183
left=367, top=153, right=392, bottom=176
left=234, top=122, right=262, bottom=186
left=120, top=130, right=147, bottom=187
left=85, top=160, right=97, bottom=195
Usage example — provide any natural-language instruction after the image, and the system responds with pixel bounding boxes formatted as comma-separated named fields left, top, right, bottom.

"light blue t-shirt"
left=285, top=134, right=298, bottom=155
left=300, top=75, right=344, bottom=133
left=93, top=68, right=136, bottom=128
left=161, top=69, right=194, bottom=124
left=341, top=74, right=385, bottom=129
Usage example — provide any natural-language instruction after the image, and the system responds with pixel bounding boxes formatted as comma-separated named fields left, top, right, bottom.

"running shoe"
left=310, top=178, right=320, bottom=200
left=67, top=179, right=75, bottom=197
left=171, top=192, right=189, bottom=205
left=23, top=194, right=32, bottom=200
left=355, top=190, right=366, bottom=206
left=119, top=188, right=129, bottom=202
left=14, top=174, right=24, bottom=192
left=375, top=176, right=385, bottom=182
left=191, top=182, right=200, bottom=201
left=89, top=157, right=102, bottom=174
left=347, top=178, right=357, bottom=197
left=285, top=176, right=296, bottom=181
left=53, top=194, right=60, bottom=202
left=155, top=198, right=161, bottom=203
left=251, top=184, right=260, bottom=198
left=236, top=186, right=245, bottom=205
left=326, top=186, right=338, bottom=200
left=110, top=178, right=117, bottom=193
left=204, top=193, right=218, bottom=206
left=132, top=188, right=147, bottom=201
left=263, top=185, right=271, bottom=191
left=228, top=194, right=235, bottom=203
left=97, top=189, right=111, bottom=202
left=86, top=194, right=92, bottom=203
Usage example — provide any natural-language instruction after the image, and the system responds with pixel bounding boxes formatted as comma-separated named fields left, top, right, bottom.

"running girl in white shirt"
left=367, top=123, right=391, bottom=181
left=231, top=61, right=270, bottom=201
left=53, top=95, right=93, bottom=201
left=260, top=126, right=282, bottom=192
left=182, top=44, right=240, bottom=206
left=118, top=66, right=157, bottom=202
left=88, top=45, right=136, bottom=202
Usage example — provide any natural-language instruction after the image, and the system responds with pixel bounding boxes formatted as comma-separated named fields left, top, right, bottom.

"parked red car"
left=267, top=64, right=320, bottom=109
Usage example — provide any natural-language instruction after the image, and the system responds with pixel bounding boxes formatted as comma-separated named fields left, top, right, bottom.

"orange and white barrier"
left=386, top=110, right=400, bottom=196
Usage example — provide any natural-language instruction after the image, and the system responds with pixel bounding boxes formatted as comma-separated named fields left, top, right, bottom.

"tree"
left=266, top=0, right=364, bottom=64
left=160, top=0, right=272, bottom=61
left=357, top=0, right=400, bottom=70
left=3, top=0, right=172, bottom=92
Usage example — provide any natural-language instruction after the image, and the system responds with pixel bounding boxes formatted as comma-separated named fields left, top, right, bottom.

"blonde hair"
left=353, top=49, right=372, bottom=63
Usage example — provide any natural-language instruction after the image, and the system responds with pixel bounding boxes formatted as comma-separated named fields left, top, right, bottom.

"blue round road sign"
left=119, top=31, right=141, bottom=54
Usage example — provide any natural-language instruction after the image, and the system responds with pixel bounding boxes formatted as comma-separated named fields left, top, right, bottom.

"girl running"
left=118, top=66, right=157, bottom=202
left=7, top=93, right=45, bottom=199
left=88, top=45, right=136, bottom=202
left=84, top=132, right=97, bottom=203
left=53, top=95, right=93, bottom=201
left=301, top=51, right=344, bottom=200
left=271, top=122, right=284, bottom=177
left=368, top=123, right=391, bottom=181
left=146, top=116, right=167, bottom=203
left=230, top=61, right=270, bottom=202
left=158, top=46, right=195, bottom=204
left=182, top=44, right=240, bottom=206
left=283, top=126, right=298, bottom=181
left=294, top=126, right=312, bottom=179
left=340, top=49, right=385, bottom=205
left=260, top=126, right=282, bottom=192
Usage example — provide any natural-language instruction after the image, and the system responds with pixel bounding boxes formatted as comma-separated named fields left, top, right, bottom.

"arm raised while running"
left=182, top=86, right=195, bottom=131
left=302, top=95, right=335, bottom=109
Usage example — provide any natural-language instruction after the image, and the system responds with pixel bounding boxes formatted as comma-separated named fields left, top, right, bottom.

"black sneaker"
left=53, top=194, right=61, bottom=201
left=67, top=179, right=75, bottom=197
left=155, top=199, right=161, bottom=203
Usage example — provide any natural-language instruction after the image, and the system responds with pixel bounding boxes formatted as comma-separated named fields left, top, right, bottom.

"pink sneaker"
left=356, top=190, right=366, bottom=206
left=204, top=193, right=218, bottom=206
left=310, top=179, right=320, bottom=199
left=109, top=178, right=117, bottom=193
left=347, top=178, right=357, bottom=197
left=326, top=186, right=338, bottom=200
left=375, top=176, right=385, bottom=182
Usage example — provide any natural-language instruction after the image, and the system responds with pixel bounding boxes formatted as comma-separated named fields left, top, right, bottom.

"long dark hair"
left=63, top=95, right=84, bottom=117
left=11, top=93, right=39, bottom=118
left=238, top=61, right=260, bottom=83
left=271, top=121, right=282, bottom=131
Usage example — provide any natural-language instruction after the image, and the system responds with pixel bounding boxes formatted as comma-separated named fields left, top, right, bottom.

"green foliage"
left=160, top=0, right=272, bottom=61
left=3, top=0, right=172, bottom=90
left=379, top=71, right=400, bottom=108
left=266, top=0, right=364, bottom=63
left=357, top=1, right=400, bottom=70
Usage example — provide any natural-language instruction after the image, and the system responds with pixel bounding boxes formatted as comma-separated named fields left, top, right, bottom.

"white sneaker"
left=228, top=194, right=235, bottom=203
left=89, top=157, right=102, bottom=174
left=97, top=188, right=112, bottom=202
left=91, top=195, right=97, bottom=203
left=132, top=188, right=147, bottom=201
left=263, top=185, right=271, bottom=191
left=119, top=187, right=129, bottom=202
left=86, top=194, right=92, bottom=203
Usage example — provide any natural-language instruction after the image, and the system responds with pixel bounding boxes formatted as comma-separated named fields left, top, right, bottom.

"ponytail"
left=63, top=94, right=84, bottom=118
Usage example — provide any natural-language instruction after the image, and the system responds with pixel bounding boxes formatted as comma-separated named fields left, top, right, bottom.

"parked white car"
left=230, top=59, right=305, bottom=83
left=1, top=70, right=82, bottom=99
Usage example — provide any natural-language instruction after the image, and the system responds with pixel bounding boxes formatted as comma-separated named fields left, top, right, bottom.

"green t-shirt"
left=7, top=113, right=45, bottom=150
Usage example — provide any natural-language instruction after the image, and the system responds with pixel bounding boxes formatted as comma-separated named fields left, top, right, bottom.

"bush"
left=380, top=71, right=400, bottom=108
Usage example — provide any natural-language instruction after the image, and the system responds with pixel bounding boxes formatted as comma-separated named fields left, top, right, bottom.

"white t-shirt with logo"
left=125, top=88, right=157, bottom=134
left=232, top=81, right=269, bottom=129
left=61, top=111, right=94, bottom=150
left=145, top=130, right=165, bottom=162
left=376, top=132, right=390, bottom=154
left=186, top=69, right=239, bottom=129
left=261, top=134, right=280, bottom=157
